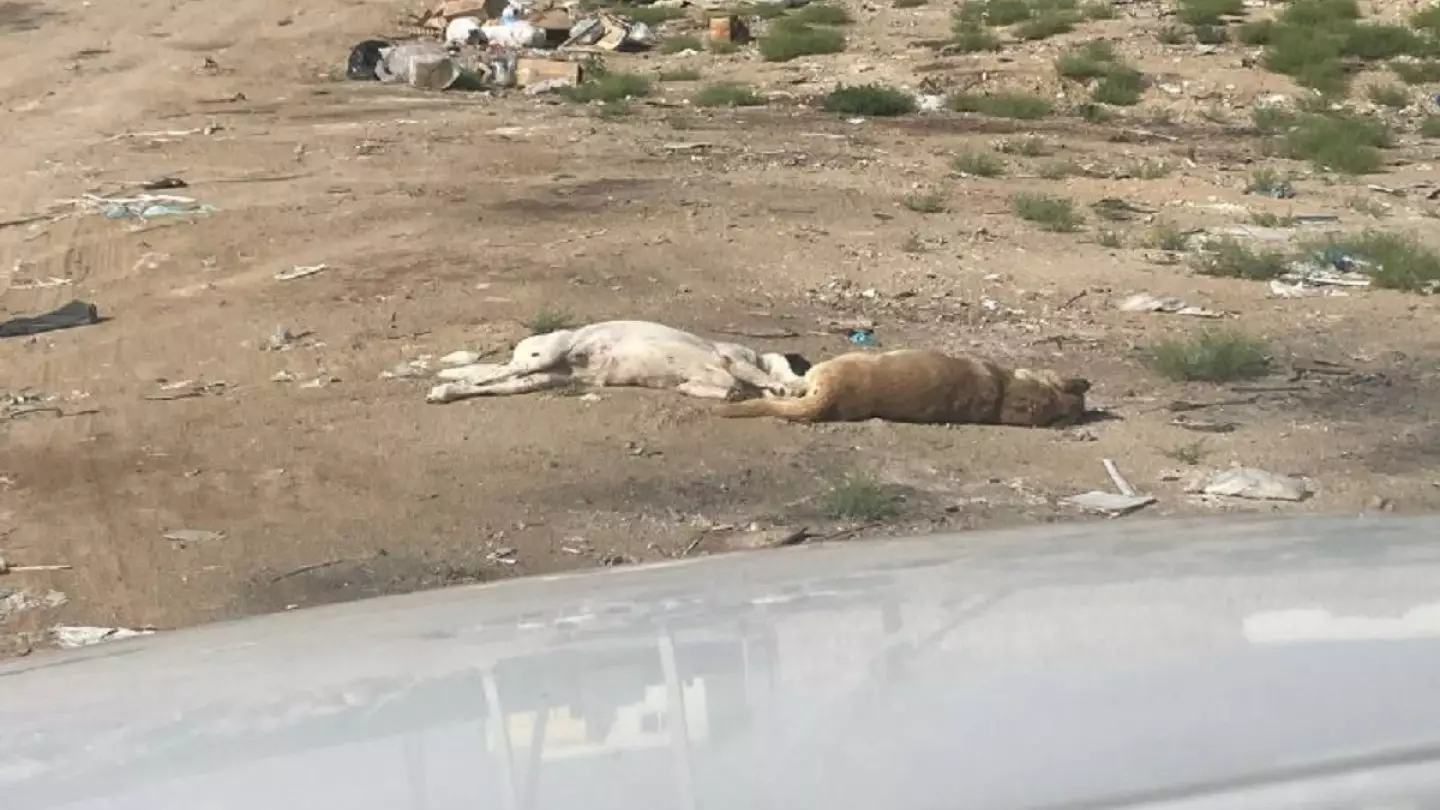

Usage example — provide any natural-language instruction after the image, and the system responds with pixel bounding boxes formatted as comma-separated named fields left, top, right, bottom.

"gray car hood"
left=4, top=515, right=1440, bottom=810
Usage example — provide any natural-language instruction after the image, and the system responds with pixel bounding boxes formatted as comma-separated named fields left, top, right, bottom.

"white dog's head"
left=508, top=330, right=573, bottom=374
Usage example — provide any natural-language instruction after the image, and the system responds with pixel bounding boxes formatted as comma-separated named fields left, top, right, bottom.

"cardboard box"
left=515, top=57, right=584, bottom=88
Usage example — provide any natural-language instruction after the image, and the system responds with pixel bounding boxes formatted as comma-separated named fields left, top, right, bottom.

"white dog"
left=426, top=320, right=805, bottom=404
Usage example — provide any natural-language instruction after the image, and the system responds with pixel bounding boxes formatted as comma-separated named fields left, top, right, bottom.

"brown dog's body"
left=713, top=349, right=1089, bottom=427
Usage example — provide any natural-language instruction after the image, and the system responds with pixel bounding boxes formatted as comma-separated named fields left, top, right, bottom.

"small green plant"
left=1014, top=192, right=1084, bottom=231
left=1092, top=66, right=1147, bottom=105
left=709, top=38, right=741, bottom=54
left=1077, top=101, right=1114, bottom=122
left=1367, top=83, right=1410, bottom=109
left=759, top=21, right=847, bottom=61
left=1391, top=60, right=1440, bottom=84
left=1039, top=159, right=1083, bottom=179
left=1319, top=230, right=1440, bottom=292
left=1192, top=23, right=1229, bottom=44
left=1135, top=159, right=1172, bottom=179
left=1413, top=5, right=1440, bottom=35
left=1177, top=0, right=1242, bottom=25
left=563, top=71, right=654, bottom=103
left=1150, top=221, right=1190, bottom=251
left=894, top=0, right=928, bottom=7
left=527, top=307, right=574, bottom=335
left=789, top=2, right=854, bottom=24
left=729, top=1, right=789, bottom=18
left=972, top=0, right=1034, bottom=26
left=1082, top=0, right=1116, bottom=18
left=952, top=151, right=1008, bottom=176
left=1251, top=211, right=1297, bottom=227
left=1246, top=167, right=1291, bottom=195
left=948, top=91, right=1054, bottom=119
left=1163, top=439, right=1210, bottom=466
left=660, top=35, right=705, bottom=54
left=1097, top=230, right=1123, bottom=248
left=996, top=136, right=1050, bottom=156
left=1192, top=237, right=1290, bottom=280
left=821, top=83, right=917, bottom=116
left=624, top=5, right=686, bottom=25
left=1157, top=24, right=1187, bottom=44
left=1346, top=195, right=1390, bottom=218
left=901, top=232, right=928, bottom=253
left=1251, top=105, right=1296, bottom=135
left=902, top=190, right=949, bottom=213
left=951, top=20, right=1004, bottom=51
left=659, top=66, right=702, bottom=82
left=1146, top=330, right=1271, bottom=383
left=1420, top=116, right=1440, bottom=139
left=1282, top=111, right=1392, bottom=174
left=1236, top=19, right=1273, bottom=44
left=694, top=82, right=766, bottom=107
left=595, top=101, right=634, bottom=119
left=1015, top=10, right=1080, bottom=40
left=820, top=474, right=901, bottom=520
left=1056, top=40, right=1118, bottom=79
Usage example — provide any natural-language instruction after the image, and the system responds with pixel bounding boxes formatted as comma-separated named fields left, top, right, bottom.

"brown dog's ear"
left=1062, top=377, right=1091, bottom=395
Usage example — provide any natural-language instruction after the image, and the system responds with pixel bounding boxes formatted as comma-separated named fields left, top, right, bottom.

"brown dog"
left=713, top=349, right=1090, bottom=427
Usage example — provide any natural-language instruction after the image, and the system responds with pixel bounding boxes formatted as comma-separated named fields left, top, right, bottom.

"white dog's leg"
left=426, top=372, right=571, bottom=403
left=676, top=379, right=740, bottom=400
left=434, top=362, right=514, bottom=383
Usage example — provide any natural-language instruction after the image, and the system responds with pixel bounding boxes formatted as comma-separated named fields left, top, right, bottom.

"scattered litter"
left=144, top=380, right=228, bottom=401
left=271, top=370, right=297, bottom=382
left=1186, top=466, right=1310, bottom=502
left=1278, top=249, right=1372, bottom=293
left=1170, top=416, right=1238, bottom=433
left=1245, top=181, right=1296, bottom=199
left=374, top=42, right=463, bottom=90
left=1062, top=458, right=1156, bottom=517
left=264, top=325, right=300, bottom=351
left=0, top=589, right=67, bottom=623
left=1292, top=213, right=1339, bottom=224
left=51, top=625, right=155, bottom=649
left=562, top=12, right=654, bottom=51
left=0, top=556, right=73, bottom=575
left=81, top=193, right=214, bottom=220
left=918, top=94, right=944, bottom=113
left=381, top=359, right=431, bottom=379
left=1115, top=293, right=1222, bottom=318
left=141, top=177, right=188, bottom=191
left=0, top=300, right=100, bottom=339
left=163, top=528, right=224, bottom=547
left=275, top=264, right=326, bottom=281
left=300, top=375, right=340, bottom=389
left=1367, top=184, right=1406, bottom=197
left=1091, top=198, right=1157, bottom=221
left=847, top=328, right=878, bottom=347
left=487, top=547, right=518, bottom=565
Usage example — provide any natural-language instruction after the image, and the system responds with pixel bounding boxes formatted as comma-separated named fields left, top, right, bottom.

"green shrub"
left=694, top=82, right=765, bottom=107
left=821, top=83, right=917, bottom=116
left=563, top=71, right=654, bottom=103
left=1147, top=330, right=1271, bottom=382
left=759, top=21, right=847, bottom=61
left=952, top=151, right=1007, bottom=176
left=1013, top=192, right=1084, bottom=231
left=1092, top=66, right=1146, bottom=105
left=948, top=91, right=1054, bottom=118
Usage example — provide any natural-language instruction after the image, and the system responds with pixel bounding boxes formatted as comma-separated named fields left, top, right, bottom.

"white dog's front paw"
left=426, top=383, right=463, bottom=403
left=435, top=362, right=511, bottom=383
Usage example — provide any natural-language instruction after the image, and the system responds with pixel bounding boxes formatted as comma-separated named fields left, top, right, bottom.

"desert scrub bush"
left=1077, top=101, right=1114, bottom=122
left=1013, top=192, right=1084, bottom=231
left=820, top=474, right=901, bottom=520
left=788, top=2, right=854, bottom=24
left=1134, top=159, right=1172, bottom=179
left=563, top=71, right=653, bottom=102
left=759, top=20, right=847, bottom=61
left=1015, top=9, right=1080, bottom=39
left=1236, top=19, right=1273, bottom=44
left=1157, top=24, right=1187, bottom=44
left=1391, top=59, right=1440, bottom=84
left=963, top=0, right=1034, bottom=25
left=658, top=66, right=701, bottom=82
left=1177, top=0, right=1242, bottom=25
left=952, top=151, right=1007, bottom=176
left=1421, top=115, right=1440, bottom=139
left=951, top=19, right=1004, bottom=51
left=660, top=35, right=704, bottom=54
left=1367, top=83, right=1410, bottom=109
left=623, top=5, right=686, bottom=25
left=1056, top=40, right=1119, bottom=79
left=1082, top=0, right=1115, bottom=18
left=1192, top=23, right=1229, bottom=44
left=948, top=91, right=1053, bottom=118
left=1149, top=221, right=1190, bottom=251
left=527, top=307, right=575, bottom=335
left=821, top=83, right=917, bottom=116
left=1245, top=167, right=1293, bottom=195
left=1191, top=237, right=1290, bottom=280
left=1281, top=111, right=1392, bottom=174
left=1146, top=330, right=1271, bottom=382
left=996, top=135, right=1050, bottom=155
left=1317, top=230, right=1440, bottom=292
left=902, top=190, right=949, bottom=212
left=1097, top=230, right=1123, bottom=248
left=694, top=82, right=765, bottom=107
left=1260, top=0, right=1431, bottom=96
left=1039, top=159, right=1083, bottom=179
left=894, top=0, right=928, bottom=7
left=1092, top=66, right=1147, bottom=105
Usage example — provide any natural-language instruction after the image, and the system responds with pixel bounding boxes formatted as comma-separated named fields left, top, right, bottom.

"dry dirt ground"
left=1, top=0, right=1439, bottom=654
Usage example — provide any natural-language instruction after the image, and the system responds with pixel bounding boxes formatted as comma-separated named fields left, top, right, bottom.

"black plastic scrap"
left=0, top=300, right=100, bottom=339
left=347, top=40, right=391, bottom=81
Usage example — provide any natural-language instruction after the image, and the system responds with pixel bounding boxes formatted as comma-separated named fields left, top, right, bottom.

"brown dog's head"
left=1001, top=369, right=1091, bottom=427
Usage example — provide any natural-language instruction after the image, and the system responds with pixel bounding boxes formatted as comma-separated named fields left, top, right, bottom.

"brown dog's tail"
left=714, top=390, right=828, bottom=421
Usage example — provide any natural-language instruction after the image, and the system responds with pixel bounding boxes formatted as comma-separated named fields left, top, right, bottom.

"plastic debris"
left=275, top=264, right=326, bottom=281
left=163, top=528, right=224, bottom=547
left=847, top=328, right=878, bottom=347
left=84, top=193, right=214, bottom=220
left=1115, top=293, right=1222, bottom=318
left=1062, top=459, right=1156, bottom=517
left=0, top=300, right=100, bottom=339
left=1187, top=467, right=1310, bottom=501
left=51, top=625, right=155, bottom=649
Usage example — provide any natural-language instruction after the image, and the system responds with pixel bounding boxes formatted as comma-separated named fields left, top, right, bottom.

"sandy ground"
left=1, top=0, right=1438, bottom=654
